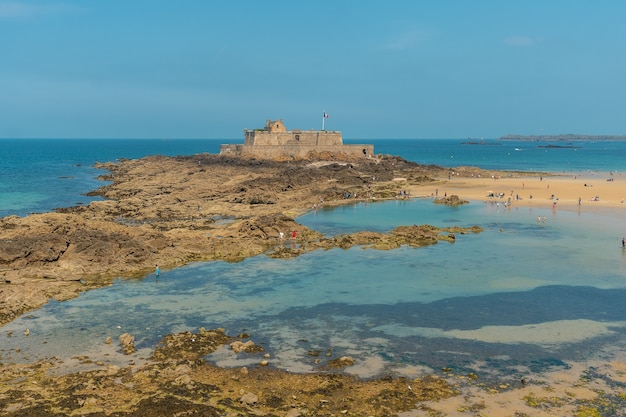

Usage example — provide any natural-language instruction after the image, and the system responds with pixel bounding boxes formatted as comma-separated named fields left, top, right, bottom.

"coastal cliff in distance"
left=500, top=134, right=626, bottom=141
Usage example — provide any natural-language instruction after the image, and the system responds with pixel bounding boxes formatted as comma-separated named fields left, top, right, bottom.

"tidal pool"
left=2, top=199, right=626, bottom=380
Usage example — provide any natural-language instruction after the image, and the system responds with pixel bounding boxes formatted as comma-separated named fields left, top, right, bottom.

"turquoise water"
left=0, top=138, right=223, bottom=217
left=2, top=138, right=626, bottom=379
left=2, top=198, right=626, bottom=379
left=345, top=138, right=626, bottom=172
left=2, top=138, right=626, bottom=217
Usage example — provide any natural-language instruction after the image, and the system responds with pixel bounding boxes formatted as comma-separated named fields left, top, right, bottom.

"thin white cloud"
left=382, top=28, right=434, bottom=51
left=0, top=1, right=76, bottom=19
left=503, top=35, right=540, bottom=47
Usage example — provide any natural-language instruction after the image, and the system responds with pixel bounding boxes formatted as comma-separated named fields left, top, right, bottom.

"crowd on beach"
left=429, top=171, right=624, bottom=211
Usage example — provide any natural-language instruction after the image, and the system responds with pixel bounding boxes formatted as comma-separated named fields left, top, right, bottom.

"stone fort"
left=220, top=119, right=374, bottom=159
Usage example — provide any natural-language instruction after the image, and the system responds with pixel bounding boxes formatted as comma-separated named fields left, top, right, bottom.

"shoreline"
left=2, top=154, right=626, bottom=416
left=410, top=169, right=625, bottom=212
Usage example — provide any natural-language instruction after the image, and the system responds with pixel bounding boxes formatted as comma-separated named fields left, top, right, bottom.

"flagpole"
left=322, top=110, right=325, bottom=131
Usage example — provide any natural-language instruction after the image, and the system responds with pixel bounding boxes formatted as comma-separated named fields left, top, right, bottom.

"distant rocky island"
left=461, top=140, right=502, bottom=145
left=499, top=134, right=626, bottom=141
left=537, top=144, right=581, bottom=149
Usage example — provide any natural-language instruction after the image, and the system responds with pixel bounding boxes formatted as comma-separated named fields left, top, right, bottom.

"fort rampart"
left=220, top=143, right=374, bottom=159
left=220, top=119, right=374, bottom=159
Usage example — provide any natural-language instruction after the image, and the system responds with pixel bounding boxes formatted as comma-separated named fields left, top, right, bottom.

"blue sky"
left=1, top=1, right=625, bottom=139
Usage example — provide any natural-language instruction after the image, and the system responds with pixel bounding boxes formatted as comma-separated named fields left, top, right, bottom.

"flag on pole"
left=323, top=112, right=329, bottom=118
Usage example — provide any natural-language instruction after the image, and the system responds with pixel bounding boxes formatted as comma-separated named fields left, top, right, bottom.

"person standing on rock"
left=292, top=230, right=297, bottom=240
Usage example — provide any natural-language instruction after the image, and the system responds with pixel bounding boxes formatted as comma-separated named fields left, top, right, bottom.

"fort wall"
left=220, top=143, right=375, bottom=159
left=220, top=119, right=374, bottom=159
left=243, top=129, right=343, bottom=147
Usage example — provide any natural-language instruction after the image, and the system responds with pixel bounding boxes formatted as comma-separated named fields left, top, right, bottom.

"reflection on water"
left=2, top=199, right=626, bottom=380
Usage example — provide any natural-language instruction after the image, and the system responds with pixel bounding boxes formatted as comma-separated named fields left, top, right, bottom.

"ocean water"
left=0, top=138, right=223, bottom=218
left=2, top=138, right=626, bottom=381
left=2, top=138, right=625, bottom=217
left=346, top=138, right=626, bottom=173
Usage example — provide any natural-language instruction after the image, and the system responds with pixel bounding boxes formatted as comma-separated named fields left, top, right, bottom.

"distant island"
left=537, top=144, right=581, bottom=149
left=499, top=134, right=626, bottom=141
left=461, top=140, right=502, bottom=146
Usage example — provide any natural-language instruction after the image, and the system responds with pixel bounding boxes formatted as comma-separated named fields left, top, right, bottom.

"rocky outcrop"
left=434, top=194, right=469, bottom=206
left=272, top=224, right=482, bottom=255
left=119, top=333, right=136, bottom=354
left=0, top=153, right=473, bottom=326
left=230, top=340, right=264, bottom=354
left=0, top=328, right=457, bottom=416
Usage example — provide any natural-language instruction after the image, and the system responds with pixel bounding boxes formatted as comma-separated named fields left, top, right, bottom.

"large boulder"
left=119, top=333, right=135, bottom=354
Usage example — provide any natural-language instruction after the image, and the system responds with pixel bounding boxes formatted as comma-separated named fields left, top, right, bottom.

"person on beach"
left=292, top=230, right=297, bottom=240
left=155, top=265, right=160, bottom=278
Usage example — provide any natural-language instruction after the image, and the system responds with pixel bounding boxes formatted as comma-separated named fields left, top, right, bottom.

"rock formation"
left=1, top=153, right=468, bottom=326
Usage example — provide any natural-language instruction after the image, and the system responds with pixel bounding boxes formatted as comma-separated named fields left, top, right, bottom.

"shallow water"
left=2, top=199, right=626, bottom=380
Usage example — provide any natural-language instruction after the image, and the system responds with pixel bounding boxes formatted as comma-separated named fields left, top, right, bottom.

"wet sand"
left=402, top=170, right=626, bottom=415
left=402, top=356, right=626, bottom=417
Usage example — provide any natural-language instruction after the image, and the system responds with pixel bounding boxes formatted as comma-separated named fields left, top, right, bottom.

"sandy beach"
left=413, top=169, right=625, bottom=211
